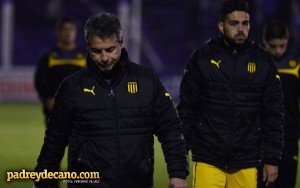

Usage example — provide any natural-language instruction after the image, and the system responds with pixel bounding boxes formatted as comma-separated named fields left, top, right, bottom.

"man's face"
left=57, top=22, right=77, bottom=45
left=218, top=11, right=250, bottom=45
left=264, top=38, right=288, bottom=59
left=87, top=35, right=123, bottom=71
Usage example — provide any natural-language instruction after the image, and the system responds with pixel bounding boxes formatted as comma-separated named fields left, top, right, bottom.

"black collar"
left=220, top=36, right=254, bottom=55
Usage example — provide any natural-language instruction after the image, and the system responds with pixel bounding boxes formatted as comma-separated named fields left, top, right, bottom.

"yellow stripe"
left=128, top=83, right=131, bottom=93
left=131, top=83, right=134, bottom=93
left=134, top=83, right=137, bottom=93
left=278, top=64, right=300, bottom=78
left=48, top=58, right=87, bottom=68
left=132, top=83, right=134, bottom=93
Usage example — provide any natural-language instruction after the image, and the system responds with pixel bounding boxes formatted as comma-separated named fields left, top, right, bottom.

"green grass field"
left=0, top=103, right=299, bottom=188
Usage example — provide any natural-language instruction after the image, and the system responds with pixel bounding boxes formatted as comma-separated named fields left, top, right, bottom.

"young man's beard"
left=223, top=30, right=249, bottom=49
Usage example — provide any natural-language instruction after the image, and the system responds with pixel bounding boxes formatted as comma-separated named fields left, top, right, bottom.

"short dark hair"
left=55, top=17, right=77, bottom=30
left=263, top=20, right=289, bottom=42
left=219, top=0, right=250, bottom=21
left=84, top=12, right=123, bottom=44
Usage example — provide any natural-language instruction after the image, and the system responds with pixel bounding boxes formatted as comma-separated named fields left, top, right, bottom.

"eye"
left=229, top=22, right=238, bottom=26
left=91, top=48, right=101, bottom=54
left=105, top=47, right=116, bottom=53
left=242, top=21, right=249, bottom=26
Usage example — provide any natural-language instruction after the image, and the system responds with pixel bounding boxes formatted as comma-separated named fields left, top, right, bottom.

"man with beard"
left=34, top=12, right=188, bottom=188
left=263, top=20, right=300, bottom=188
left=177, top=0, right=284, bottom=187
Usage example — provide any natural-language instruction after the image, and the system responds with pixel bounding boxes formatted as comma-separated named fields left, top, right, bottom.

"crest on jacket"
left=247, top=62, right=256, bottom=73
left=128, top=82, right=138, bottom=94
left=288, top=59, right=297, bottom=68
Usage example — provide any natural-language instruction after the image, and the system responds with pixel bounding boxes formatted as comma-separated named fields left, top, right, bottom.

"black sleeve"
left=261, top=57, right=284, bottom=165
left=34, top=53, right=52, bottom=102
left=34, top=79, right=74, bottom=185
left=152, top=74, right=189, bottom=180
left=177, top=49, right=203, bottom=152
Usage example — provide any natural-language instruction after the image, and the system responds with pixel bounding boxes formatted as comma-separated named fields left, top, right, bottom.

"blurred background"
left=0, top=0, right=300, bottom=187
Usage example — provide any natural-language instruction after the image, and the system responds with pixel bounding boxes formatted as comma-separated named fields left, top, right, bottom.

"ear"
left=218, top=22, right=224, bottom=34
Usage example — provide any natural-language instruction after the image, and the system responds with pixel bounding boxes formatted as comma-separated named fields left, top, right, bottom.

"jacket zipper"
left=227, top=49, right=238, bottom=169
left=108, top=86, right=120, bottom=188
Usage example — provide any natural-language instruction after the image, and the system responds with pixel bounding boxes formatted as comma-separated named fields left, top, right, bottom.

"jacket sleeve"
left=152, top=74, right=189, bottom=180
left=177, top=49, right=203, bottom=152
left=261, top=56, right=284, bottom=165
left=34, top=79, right=74, bottom=186
left=34, top=53, right=52, bottom=102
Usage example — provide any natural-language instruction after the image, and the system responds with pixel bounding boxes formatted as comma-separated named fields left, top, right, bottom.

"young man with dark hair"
left=35, top=17, right=87, bottom=123
left=263, top=19, right=300, bottom=188
left=178, top=0, right=284, bottom=187
left=34, top=12, right=188, bottom=188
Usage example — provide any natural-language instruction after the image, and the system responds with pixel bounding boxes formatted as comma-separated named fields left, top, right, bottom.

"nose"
left=275, top=48, right=282, bottom=56
left=237, top=24, right=242, bottom=32
left=101, top=52, right=109, bottom=62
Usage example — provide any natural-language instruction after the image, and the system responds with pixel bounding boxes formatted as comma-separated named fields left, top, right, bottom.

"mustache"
left=235, top=33, right=246, bottom=37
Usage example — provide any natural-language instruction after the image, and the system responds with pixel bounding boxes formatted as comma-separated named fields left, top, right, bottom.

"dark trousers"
left=258, top=138, right=299, bottom=188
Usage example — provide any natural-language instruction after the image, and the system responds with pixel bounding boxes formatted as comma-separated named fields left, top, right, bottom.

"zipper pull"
left=233, top=49, right=237, bottom=55
left=109, top=89, right=115, bottom=97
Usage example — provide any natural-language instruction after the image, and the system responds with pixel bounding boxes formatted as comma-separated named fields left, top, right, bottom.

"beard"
left=223, top=30, right=248, bottom=48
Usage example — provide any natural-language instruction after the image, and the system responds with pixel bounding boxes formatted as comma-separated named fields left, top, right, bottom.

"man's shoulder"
left=44, top=46, right=60, bottom=55
left=251, top=43, right=267, bottom=55
left=38, top=47, right=56, bottom=58
left=187, top=45, right=213, bottom=65
left=72, top=47, right=87, bottom=57
left=127, top=62, right=155, bottom=78
left=276, top=52, right=299, bottom=68
left=195, top=38, right=220, bottom=57
left=250, top=44, right=274, bottom=64
left=253, top=49, right=278, bottom=73
left=63, top=68, right=87, bottom=85
left=38, top=46, right=61, bottom=61
left=126, top=62, right=163, bottom=87
left=284, top=52, right=299, bottom=60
